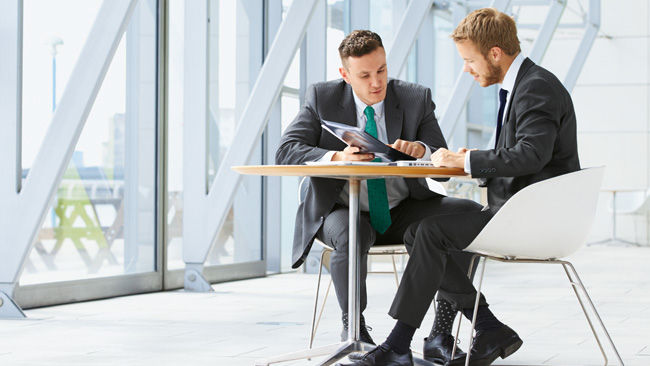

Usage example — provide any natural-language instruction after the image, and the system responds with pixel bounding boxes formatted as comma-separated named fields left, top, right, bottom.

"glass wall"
left=166, top=0, right=263, bottom=273
left=20, top=0, right=158, bottom=285
left=12, top=0, right=503, bottom=300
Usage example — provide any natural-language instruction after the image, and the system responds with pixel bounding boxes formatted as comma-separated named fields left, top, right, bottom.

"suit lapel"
left=384, top=82, right=403, bottom=144
left=337, top=83, right=358, bottom=126
left=499, top=58, right=535, bottom=148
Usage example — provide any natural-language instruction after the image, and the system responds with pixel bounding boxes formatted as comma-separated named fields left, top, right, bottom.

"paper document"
left=304, top=161, right=391, bottom=166
left=320, top=120, right=415, bottom=162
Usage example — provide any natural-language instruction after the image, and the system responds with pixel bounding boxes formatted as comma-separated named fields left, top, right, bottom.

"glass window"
left=326, top=0, right=345, bottom=81
left=167, top=0, right=263, bottom=270
left=20, top=0, right=158, bottom=284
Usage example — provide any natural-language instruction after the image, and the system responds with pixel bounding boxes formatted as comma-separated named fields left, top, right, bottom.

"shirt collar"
left=500, top=52, right=525, bottom=93
left=352, top=89, right=384, bottom=120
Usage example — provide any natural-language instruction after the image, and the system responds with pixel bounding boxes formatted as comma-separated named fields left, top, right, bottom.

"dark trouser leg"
left=389, top=209, right=493, bottom=328
left=317, top=207, right=375, bottom=313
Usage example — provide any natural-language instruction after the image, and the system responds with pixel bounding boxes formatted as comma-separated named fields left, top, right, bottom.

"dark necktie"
left=495, top=88, right=508, bottom=149
left=363, top=106, right=391, bottom=234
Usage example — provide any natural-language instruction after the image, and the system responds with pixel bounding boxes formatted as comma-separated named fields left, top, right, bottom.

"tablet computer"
left=321, top=119, right=415, bottom=162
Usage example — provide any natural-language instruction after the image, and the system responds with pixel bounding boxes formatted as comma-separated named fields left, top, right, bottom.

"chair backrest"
left=465, top=167, right=605, bottom=260
left=617, top=188, right=650, bottom=214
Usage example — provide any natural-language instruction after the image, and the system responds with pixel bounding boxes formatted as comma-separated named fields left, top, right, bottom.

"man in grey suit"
left=344, top=8, right=580, bottom=366
left=275, top=30, right=481, bottom=361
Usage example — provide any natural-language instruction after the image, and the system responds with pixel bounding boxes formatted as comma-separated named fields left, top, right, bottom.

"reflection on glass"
left=20, top=0, right=157, bottom=284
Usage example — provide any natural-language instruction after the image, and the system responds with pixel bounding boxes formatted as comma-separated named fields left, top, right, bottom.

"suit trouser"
left=388, top=209, right=494, bottom=328
left=317, top=196, right=483, bottom=314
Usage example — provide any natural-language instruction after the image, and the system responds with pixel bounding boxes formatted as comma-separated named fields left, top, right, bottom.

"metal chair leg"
left=561, top=261, right=625, bottom=365
left=391, top=255, right=399, bottom=287
left=313, top=279, right=333, bottom=345
left=310, top=249, right=329, bottom=349
left=451, top=254, right=480, bottom=360
left=464, top=256, right=487, bottom=366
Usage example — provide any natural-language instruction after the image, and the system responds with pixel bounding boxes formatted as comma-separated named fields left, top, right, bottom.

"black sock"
left=385, top=320, right=416, bottom=354
left=428, top=299, right=456, bottom=338
left=462, top=305, right=503, bottom=331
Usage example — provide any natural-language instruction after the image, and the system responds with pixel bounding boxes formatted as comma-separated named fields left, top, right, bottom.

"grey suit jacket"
left=276, top=79, right=447, bottom=268
left=470, top=58, right=581, bottom=211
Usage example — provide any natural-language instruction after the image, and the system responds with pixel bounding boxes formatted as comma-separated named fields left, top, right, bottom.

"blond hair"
left=451, top=8, right=520, bottom=56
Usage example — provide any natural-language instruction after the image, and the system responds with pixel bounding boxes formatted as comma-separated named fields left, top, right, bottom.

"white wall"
left=542, top=0, right=650, bottom=245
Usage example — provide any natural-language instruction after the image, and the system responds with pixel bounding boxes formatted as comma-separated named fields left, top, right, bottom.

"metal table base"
left=255, top=179, right=372, bottom=366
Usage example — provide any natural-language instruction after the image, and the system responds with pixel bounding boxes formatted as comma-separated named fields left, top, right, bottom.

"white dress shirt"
left=319, top=90, right=432, bottom=211
left=465, top=52, right=525, bottom=174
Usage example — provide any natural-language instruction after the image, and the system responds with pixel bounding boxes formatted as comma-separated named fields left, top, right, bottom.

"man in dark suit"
left=276, top=30, right=482, bottom=361
left=344, top=8, right=580, bottom=366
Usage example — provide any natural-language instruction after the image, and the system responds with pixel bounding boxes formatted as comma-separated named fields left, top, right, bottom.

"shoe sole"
left=462, top=336, right=523, bottom=366
left=500, top=337, right=523, bottom=359
left=423, top=355, right=466, bottom=365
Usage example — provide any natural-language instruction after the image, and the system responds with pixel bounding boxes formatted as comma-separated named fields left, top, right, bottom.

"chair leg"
left=313, top=279, right=333, bottom=345
left=561, top=261, right=625, bottom=366
left=463, top=256, right=487, bottom=366
left=310, top=249, right=328, bottom=349
left=451, top=254, right=480, bottom=360
left=391, top=255, right=399, bottom=287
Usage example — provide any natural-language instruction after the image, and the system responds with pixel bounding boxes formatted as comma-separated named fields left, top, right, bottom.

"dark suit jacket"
left=276, top=79, right=447, bottom=268
left=470, top=58, right=581, bottom=211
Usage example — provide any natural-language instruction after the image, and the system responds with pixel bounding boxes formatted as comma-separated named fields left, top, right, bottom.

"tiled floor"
left=0, top=245, right=648, bottom=366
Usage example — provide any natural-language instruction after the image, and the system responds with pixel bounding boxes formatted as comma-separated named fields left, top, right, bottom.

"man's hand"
left=390, top=139, right=425, bottom=158
left=332, top=146, right=375, bottom=161
left=456, top=147, right=478, bottom=154
left=431, top=147, right=465, bottom=168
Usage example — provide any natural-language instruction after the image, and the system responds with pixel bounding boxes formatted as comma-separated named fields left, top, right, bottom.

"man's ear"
left=490, top=46, right=503, bottom=62
left=339, top=66, right=350, bottom=84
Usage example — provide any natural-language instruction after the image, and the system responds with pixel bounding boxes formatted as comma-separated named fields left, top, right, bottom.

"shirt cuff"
left=417, top=142, right=432, bottom=161
left=464, top=150, right=472, bottom=174
left=318, top=151, right=337, bottom=162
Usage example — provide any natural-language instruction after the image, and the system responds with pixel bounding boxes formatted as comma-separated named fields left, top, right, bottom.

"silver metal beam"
left=263, top=0, right=284, bottom=273
left=416, top=7, right=436, bottom=91
left=182, top=0, right=211, bottom=290
left=527, top=0, right=566, bottom=63
left=0, top=0, right=137, bottom=317
left=0, top=0, right=22, bottom=197
left=182, top=0, right=319, bottom=274
left=0, top=0, right=24, bottom=317
left=387, top=0, right=434, bottom=79
left=125, top=0, right=157, bottom=273
left=564, top=0, right=599, bottom=91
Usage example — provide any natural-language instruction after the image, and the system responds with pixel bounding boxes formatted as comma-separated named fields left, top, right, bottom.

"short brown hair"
left=450, top=8, right=520, bottom=56
left=338, top=30, right=384, bottom=67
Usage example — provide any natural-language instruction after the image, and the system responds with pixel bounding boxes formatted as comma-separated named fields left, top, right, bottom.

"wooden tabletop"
left=232, top=164, right=468, bottom=179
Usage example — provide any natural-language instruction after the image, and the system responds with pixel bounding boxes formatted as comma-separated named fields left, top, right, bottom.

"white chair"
left=298, top=177, right=410, bottom=349
left=450, top=167, right=625, bottom=366
left=613, top=188, right=650, bottom=245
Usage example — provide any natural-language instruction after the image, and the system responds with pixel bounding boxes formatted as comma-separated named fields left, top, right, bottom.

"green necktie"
left=363, top=106, right=392, bottom=234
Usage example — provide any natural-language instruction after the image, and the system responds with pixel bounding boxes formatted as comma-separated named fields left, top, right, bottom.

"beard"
left=483, top=58, right=502, bottom=86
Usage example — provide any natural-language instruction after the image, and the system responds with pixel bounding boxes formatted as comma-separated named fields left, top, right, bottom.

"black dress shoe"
left=336, top=344, right=413, bottom=366
left=423, top=333, right=466, bottom=365
left=447, top=324, right=522, bottom=366
left=342, top=313, right=375, bottom=345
